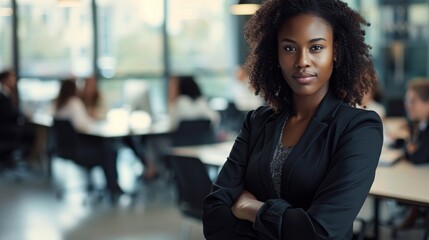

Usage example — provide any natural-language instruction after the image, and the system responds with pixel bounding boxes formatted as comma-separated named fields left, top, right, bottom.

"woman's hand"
left=406, top=142, right=417, bottom=154
left=231, top=190, right=264, bottom=223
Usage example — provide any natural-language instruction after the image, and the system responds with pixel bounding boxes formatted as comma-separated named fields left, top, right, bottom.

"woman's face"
left=84, top=77, right=97, bottom=94
left=405, top=89, right=429, bottom=121
left=277, top=14, right=334, bottom=98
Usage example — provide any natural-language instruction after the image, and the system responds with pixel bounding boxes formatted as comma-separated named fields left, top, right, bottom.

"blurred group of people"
left=53, top=76, right=161, bottom=197
left=167, top=75, right=220, bottom=129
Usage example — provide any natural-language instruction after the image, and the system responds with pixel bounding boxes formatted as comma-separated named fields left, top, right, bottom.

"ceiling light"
left=0, top=7, right=13, bottom=17
left=57, top=0, right=81, bottom=8
left=231, top=0, right=261, bottom=15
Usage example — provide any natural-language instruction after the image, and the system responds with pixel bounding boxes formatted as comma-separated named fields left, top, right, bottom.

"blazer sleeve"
left=253, top=111, right=383, bottom=239
left=203, top=108, right=264, bottom=239
left=406, top=128, right=429, bottom=164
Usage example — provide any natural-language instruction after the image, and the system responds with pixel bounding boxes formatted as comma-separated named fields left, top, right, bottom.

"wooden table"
left=370, top=160, right=429, bottom=239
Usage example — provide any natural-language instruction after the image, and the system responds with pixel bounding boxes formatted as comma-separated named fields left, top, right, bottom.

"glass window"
left=17, top=0, right=93, bottom=77
left=167, top=0, right=236, bottom=99
left=167, top=0, right=235, bottom=75
left=96, top=0, right=164, bottom=78
left=0, top=0, right=12, bottom=70
left=98, top=77, right=167, bottom=115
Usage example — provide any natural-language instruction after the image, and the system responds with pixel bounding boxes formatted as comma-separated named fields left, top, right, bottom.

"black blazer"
left=405, top=122, right=429, bottom=164
left=0, top=91, right=20, bottom=124
left=202, top=92, right=383, bottom=240
left=0, top=91, right=22, bottom=140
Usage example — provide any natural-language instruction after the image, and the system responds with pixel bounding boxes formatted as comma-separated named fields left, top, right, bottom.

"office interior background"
left=1, top=0, right=429, bottom=240
left=0, top=0, right=427, bottom=116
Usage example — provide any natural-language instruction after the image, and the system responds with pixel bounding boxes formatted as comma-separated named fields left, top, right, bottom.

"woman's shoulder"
left=68, top=96, right=85, bottom=107
left=335, top=103, right=383, bottom=127
left=247, top=105, right=278, bottom=123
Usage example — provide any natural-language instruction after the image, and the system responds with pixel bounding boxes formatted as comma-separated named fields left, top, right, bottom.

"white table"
left=30, top=111, right=172, bottom=179
left=30, top=111, right=172, bottom=138
left=171, top=141, right=233, bottom=167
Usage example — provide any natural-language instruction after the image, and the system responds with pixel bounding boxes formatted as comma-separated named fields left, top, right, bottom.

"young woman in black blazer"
left=404, top=79, right=429, bottom=165
left=202, top=0, right=383, bottom=239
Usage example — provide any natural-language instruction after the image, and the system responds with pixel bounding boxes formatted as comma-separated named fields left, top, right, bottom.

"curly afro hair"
left=244, top=0, right=376, bottom=112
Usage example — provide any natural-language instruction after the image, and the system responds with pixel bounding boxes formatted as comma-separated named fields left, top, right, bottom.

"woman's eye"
left=311, top=45, right=324, bottom=52
left=283, top=46, right=296, bottom=52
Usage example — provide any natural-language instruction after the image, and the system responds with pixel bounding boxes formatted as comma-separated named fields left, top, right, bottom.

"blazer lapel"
left=258, top=112, right=287, bottom=197
left=281, top=91, right=343, bottom=196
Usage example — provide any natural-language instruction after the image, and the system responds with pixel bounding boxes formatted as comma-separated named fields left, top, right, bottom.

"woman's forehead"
left=278, top=14, right=333, bottom=41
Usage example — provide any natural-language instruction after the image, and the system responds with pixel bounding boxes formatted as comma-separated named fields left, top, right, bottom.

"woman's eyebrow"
left=280, top=37, right=327, bottom=43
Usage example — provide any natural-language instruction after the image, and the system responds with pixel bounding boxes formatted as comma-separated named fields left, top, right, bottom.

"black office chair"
left=162, top=119, right=217, bottom=185
left=169, top=155, right=212, bottom=239
left=352, top=218, right=368, bottom=240
left=172, top=119, right=217, bottom=147
left=50, top=119, right=103, bottom=202
left=0, top=126, right=31, bottom=181
left=220, top=101, right=246, bottom=134
left=0, top=140, right=24, bottom=178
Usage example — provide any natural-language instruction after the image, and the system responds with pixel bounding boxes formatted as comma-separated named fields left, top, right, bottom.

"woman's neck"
left=290, top=92, right=327, bottom=120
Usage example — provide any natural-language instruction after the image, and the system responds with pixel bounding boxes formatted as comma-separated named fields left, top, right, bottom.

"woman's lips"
left=293, top=74, right=316, bottom=84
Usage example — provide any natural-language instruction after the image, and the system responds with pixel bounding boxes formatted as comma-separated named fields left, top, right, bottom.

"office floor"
left=0, top=148, right=426, bottom=240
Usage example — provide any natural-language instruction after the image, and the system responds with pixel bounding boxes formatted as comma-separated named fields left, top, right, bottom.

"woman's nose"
left=294, top=50, right=310, bottom=69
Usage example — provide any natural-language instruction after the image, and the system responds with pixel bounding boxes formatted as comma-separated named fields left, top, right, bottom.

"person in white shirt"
left=168, top=75, right=220, bottom=129
left=233, top=65, right=264, bottom=112
left=54, top=79, right=94, bottom=132
left=358, top=79, right=386, bottom=119
left=54, top=78, right=122, bottom=196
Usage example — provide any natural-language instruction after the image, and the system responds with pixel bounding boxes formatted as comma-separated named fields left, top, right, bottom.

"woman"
left=202, top=0, right=383, bottom=239
left=79, top=76, right=159, bottom=181
left=359, top=79, right=386, bottom=119
left=168, top=75, right=219, bottom=129
left=79, top=76, right=107, bottom=120
left=54, top=79, right=122, bottom=196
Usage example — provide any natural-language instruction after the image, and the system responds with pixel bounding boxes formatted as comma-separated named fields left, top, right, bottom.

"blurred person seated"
left=403, top=78, right=429, bottom=165
left=168, top=75, right=220, bottom=130
left=393, top=78, right=429, bottom=229
left=79, top=75, right=107, bottom=120
left=358, top=78, right=386, bottom=119
left=79, top=76, right=158, bottom=181
left=233, top=65, right=264, bottom=112
left=0, top=69, right=35, bottom=163
left=54, top=78, right=123, bottom=196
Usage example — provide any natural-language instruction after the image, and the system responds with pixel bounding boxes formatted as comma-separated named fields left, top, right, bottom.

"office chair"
left=161, top=119, right=217, bottom=183
left=172, top=119, right=216, bottom=147
left=220, top=101, right=246, bottom=134
left=352, top=218, right=368, bottom=240
left=0, top=127, right=31, bottom=181
left=50, top=119, right=103, bottom=202
left=169, top=155, right=212, bottom=240
left=0, top=140, right=24, bottom=179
